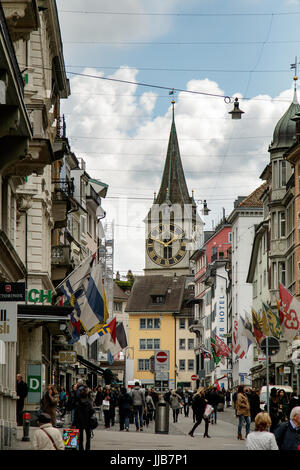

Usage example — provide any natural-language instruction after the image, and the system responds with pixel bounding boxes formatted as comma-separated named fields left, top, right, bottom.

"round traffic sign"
left=191, top=375, right=198, bottom=381
left=156, top=351, right=168, bottom=363
left=260, top=336, right=280, bottom=356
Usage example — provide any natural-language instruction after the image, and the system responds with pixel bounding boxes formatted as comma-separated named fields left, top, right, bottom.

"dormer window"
left=151, top=295, right=165, bottom=304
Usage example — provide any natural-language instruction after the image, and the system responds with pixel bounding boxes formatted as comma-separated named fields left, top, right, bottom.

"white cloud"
left=61, top=67, right=295, bottom=277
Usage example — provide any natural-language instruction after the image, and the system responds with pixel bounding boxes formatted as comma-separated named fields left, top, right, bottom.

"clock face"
left=146, top=223, right=187, bottom=266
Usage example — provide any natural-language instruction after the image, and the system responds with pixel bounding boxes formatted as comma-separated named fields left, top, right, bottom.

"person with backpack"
left=274, top=406, right=300, bottom=450
left=188, top=387, right=211, bottom=438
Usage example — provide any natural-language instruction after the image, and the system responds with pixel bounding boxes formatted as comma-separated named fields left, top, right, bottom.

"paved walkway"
left=11, top=406, right=251, bottom=451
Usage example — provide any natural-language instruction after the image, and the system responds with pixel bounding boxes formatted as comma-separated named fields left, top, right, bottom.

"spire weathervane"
left=291, top=56, right=299, bottom=102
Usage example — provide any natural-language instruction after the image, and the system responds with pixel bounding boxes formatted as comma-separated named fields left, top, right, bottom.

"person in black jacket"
left=118, top=387, right=133, bottom=431
left=267, top=387, right=280, bottom=433
left=249, top=388, right=261, bottom=422
left=274, top=406, right=300, bottom=450
left=287, top=392, right=300, bottom=418
left=188, top=387, right=210, bottom=438
left=16, top=374, right=28, bottom=426
left=73, top=386, right=95, bottom=451
left=208, top=387, right=219, bottom=424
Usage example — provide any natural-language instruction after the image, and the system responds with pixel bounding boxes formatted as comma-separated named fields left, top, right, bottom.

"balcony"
left=51, top=245, right=71, bottom=266
left=51, top=244, right=73, bottom=282
left=51, top=179, right=74, bottom=228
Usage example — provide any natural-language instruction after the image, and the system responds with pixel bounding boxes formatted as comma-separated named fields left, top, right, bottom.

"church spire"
left=155, top=100, right=193, bottom=206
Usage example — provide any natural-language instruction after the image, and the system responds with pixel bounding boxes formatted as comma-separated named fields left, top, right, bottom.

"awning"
left=77, top=354, right=104, bottom=375
left=17, top=304, right=74, bottom=335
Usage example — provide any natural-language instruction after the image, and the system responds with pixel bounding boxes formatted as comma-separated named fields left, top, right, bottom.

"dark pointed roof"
left=155, top=103, right=193, bottom=206
left=269, top=88, right=300, bottom=152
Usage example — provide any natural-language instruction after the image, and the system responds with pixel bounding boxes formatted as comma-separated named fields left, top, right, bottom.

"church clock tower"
left=144, top=101, right=204, bottom=276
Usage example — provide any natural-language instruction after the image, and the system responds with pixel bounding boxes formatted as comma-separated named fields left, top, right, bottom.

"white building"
left=227, top=185, right=266, bottom=386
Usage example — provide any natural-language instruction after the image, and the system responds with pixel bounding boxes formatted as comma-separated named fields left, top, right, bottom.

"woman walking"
left=169, top=391, right=182, bottom=423
left=236, top=385, right=251, bottom=440
left=188, top=387, right=210, bottom=438
left=246, top=412, right=278, bottom=450
left=73, top=386, right=95, bottom=451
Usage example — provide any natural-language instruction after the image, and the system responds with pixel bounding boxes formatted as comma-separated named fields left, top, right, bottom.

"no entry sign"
left=191, top=375, right=198, bottom=381
left=155, top=350, right=169, bottom=371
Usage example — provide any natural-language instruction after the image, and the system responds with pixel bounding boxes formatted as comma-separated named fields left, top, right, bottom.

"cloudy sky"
left=56, top=0, right=300, bottom=278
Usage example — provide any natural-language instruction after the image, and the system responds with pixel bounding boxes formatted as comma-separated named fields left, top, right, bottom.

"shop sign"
left=26, top=289, right=52, bottom=304
left=59, top=351, right=77, bottom=364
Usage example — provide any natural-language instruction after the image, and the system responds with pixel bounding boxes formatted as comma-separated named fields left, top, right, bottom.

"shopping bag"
left=203, top=404, right=214, bottom=419
left=102, top=400, right=110, bottom=411
left=62, top=428, right=80, bottom=450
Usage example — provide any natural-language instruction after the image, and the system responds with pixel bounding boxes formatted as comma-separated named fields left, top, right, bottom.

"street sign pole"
left=266, top=336, right=270, bottom=415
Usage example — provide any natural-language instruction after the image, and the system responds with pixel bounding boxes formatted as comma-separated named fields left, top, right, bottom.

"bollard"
left=155, top=397, right=169, bottom=434
left=22, top=412, right=31, bottom=441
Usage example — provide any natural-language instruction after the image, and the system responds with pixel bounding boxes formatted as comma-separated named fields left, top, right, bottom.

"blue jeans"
left=238, top=415, right=250, bottom=435
left=133, top=405, right=144, bottom=429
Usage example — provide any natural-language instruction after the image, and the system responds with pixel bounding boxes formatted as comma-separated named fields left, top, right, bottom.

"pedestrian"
left=73, top=386, right=95, bottom=451
left=102, top=387, right=116, bottom=428
left=150, top=387, right=159, bottom=419
left=225, top=389, right=231, bottom=408
left=207, top=386, right=219, bottom=424
left=40, top=385, right=59, bottom=425
left=183, top=388, right=192, bottom=417
left=66, top=384, right=77, bottom=425
left=278, top=389, right=289, bottom=423
left=145, top=390, right=155, bottom=426
left=245, top=412, right=278, bottom=450
left=274, top=406, right=300, bottom=450
left=232, top=386, right=238, bottom=416
left=267, top=387, right=280, bottom=432
left=16, top=374, right=28, bottom=426
left=118, top=386, right=132, bottom=431
left=169, top=390, right=182, bottom=423
left=249, top=387, right=261, bottom=422
left=32, top=412, right=65, bottom=450
left=58, top=386, right=67, bottom=418
left=236, top=384, right=251, bottom=440
left=130, top=381, right=146, bottom=431
left=188, top=387, right=210, bottom=438
left=288, top=391, right=300, bottom=418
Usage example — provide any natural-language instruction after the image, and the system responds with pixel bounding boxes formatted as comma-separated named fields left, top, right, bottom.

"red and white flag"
left=232, top=315, right=253, bottom=359
left=214, top=333, right=231, bottom=357
left=278, top=283, right=300, bottom=344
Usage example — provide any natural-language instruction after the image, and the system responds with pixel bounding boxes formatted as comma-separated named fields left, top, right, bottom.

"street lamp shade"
left=228, top=98, right=244, bottom=120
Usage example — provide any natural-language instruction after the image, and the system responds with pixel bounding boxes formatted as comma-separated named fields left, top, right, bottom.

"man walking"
left=16, top=374, right=28, bottom=426
left=274, top=406, right=300, bottom=450
left=131, top=382, right=146, bottom=431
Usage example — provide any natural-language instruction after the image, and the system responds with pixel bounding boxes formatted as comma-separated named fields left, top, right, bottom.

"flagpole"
left=266, top=336, right=270, bottom=415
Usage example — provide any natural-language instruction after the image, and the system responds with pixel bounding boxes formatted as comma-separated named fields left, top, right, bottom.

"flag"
left=214, top=333, right=231, bottom=357
left=57, top=254, right=96, bottom=342
left=199, top=346, right=212, bottom=359
left=232, top=315, right=252, bottom=359
left=210, top=337, right=221, bottom=365
left=251, top=307, right=265, bottom=346
left=80, top=263, right=105, bottom=335
left=278, top=282, right=300, bottom=343
left=242, top=310, right=257, bottom=344
left=102, top=279, right=109, bottom=324
left=98, top=319, right=126, bottom=356
left=262, top=302, right=282, bottom=339
left=87, top=317, right=116, bottom=346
